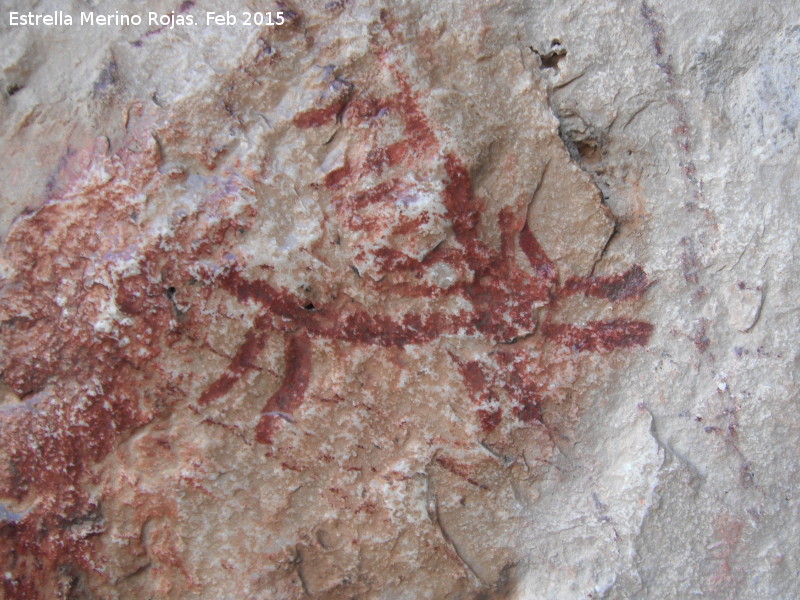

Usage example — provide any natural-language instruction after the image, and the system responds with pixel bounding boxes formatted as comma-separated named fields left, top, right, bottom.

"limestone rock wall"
left=0, top=1, right=797, bottom=599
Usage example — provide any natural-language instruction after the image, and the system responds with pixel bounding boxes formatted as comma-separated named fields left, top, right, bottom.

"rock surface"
left=0, top=1, right=797, bottom=599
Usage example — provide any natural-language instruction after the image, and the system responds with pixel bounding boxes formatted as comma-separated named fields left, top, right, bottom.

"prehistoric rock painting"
left=206, top=63, right=652, bottom=445
left=0, top=40, right=652, bottom=600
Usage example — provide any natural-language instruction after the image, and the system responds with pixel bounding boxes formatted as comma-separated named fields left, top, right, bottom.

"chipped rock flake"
left=22, top=1, right=800, bottom=599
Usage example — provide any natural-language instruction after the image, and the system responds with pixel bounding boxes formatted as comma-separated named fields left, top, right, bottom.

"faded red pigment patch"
left=292, top=92, right=352, bottom=128
left=324, top=161, right=352, bottom=189
left=198, top=314, right=272, bottom=406
left=255, top=333, right=313, bottom=444
left=495, top=351, right=545, bottom=425
left=0, top=123, right=262, bottom=598
left=562, top=265, right=651, bottom=301
left=0, top=133, right=168, bottom=598
left=449, top=348, right=551, bottom=433
left=449, top=354, right=502, bottom=433
left=519, top=221, right=559, bottom=284
left=436, top=456, right=489, bottom=489
left=541, top=319, right=655, bottom=352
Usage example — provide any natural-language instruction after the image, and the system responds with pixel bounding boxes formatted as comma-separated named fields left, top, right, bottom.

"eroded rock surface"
left=0, top=1, right=797, bottom=599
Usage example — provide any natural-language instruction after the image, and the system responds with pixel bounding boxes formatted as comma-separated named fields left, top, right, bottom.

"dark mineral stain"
left=93, top=60, right=118, bottom=95
left=276, top=1, right=300, bottom=25
left=640, top=2, right=667, bottom=64
left=680, top=237, right=701, bottom=285
left=692, top=318, right=710, bottom=353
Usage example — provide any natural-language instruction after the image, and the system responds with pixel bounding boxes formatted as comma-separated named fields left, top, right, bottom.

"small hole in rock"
left=303, top=302, right=316, bottom=311
left=575, top=139, right=601, bottom=162
left=166, top=286, right=177, bottom=300
left=532, top=39, right=567, bottom=70
left=540, top=50, right=566, bottom=69
left=6, top=84, right=23, bottom=96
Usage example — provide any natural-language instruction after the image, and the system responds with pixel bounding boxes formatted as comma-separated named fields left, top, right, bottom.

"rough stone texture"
left=0, top=1, right=798, bottom=599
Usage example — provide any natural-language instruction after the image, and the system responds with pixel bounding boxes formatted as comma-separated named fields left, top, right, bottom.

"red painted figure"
left=200, top=65, right=653, bottom=442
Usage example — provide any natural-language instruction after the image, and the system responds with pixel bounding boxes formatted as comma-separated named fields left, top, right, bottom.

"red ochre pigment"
left=210, top=65, right=653, bottom=439
left=0, top=62, right=652, bottom=597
